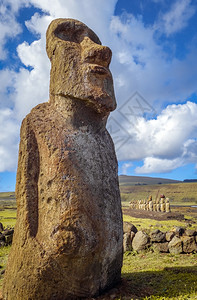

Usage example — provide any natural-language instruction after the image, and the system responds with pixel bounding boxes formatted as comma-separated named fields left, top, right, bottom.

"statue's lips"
left=89, top=64, right=110, bottom=76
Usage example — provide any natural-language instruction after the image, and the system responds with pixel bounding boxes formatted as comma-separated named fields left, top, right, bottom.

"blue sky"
left=0, top=0, right=197, bottom=191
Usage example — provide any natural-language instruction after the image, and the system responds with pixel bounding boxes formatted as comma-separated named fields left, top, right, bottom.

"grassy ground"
left=0, top=246, right=11, bottom=287
left=0, top=192, right=196, bottom=299
left=0, top=245, right=196, bottom=299
left=0, top=192, right=16, bottom=210
left=0, top=192, right=17, bottom=228
left=0, top=209, right=16, bottom=228
left=0, top=247, right=196, bottom=300
left=123, top=214, right=196, bottom=232
left=120, top=251, right=197, bottom=300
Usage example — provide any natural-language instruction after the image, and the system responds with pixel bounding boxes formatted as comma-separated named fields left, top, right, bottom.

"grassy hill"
left=0, top=192, right=16, bottom=209
left=120, top=181, right=197, bottom=205
left=0, top=175, right=197, bottom=206
left=119, top=175, right=181, bottom=186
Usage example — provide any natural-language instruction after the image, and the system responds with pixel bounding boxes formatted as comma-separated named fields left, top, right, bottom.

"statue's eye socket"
left=54, top=30, right=71, bottom=41
left=54, top=23, right=101, bottom=45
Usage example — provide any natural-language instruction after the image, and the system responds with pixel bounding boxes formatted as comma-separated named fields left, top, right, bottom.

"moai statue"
left=134, top=200, right=137, bottom=209
left=149, top=200, right=153, bottom=211
left=148, top=195, right=153, bottom=211
left=160, top=195, right=166, bottom=212
left=3, top=19, right=123, bottom=300
left=145, top=201, right=149, bottom=211
left=156, top=202, right=160, bottom=212
left=139, top=200, right=142, bottom=210
left=141, top=200, right=144, bottom=210
left=137, top=200, right=140, bottom=209
left=165, top=198, right=171, bottom=213
left=153, top=200, right=156, bottom=211
left=129, top=201, right=134, bottom=209
left=143, top=200, right=146, bottom=210
left=156, top=197, right=160, bottom=211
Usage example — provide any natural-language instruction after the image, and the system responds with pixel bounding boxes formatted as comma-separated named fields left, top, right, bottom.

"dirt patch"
left=122, top=208, right=186, bottom=221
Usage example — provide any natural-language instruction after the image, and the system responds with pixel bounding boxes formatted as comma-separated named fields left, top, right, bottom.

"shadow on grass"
left=119, top=265, right=197, bottom=299
left=0, top=264, right=196, bottom=299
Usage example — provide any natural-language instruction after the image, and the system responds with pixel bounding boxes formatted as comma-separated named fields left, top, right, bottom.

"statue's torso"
left=3, top=102, right=123, bottom=299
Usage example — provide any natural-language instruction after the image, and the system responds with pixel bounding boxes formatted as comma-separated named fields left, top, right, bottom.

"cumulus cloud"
left=135, top=157, right=183, bottom=174
left=156, top=0, right=196, bottom=36
left=135, top=138, right=197, bottom=174
left=0, top=2, right=22, bottom=60
left=115, top=101, right=197, bottom=173
left=0, top=0, right=197, bottom=175
left=0, top=109, right=19, bottom=172
left=121, top=162, right=133, bottom=175
left=29, top=0, right=117, bottom=41
left=15, top=38, right=50, bottom=120
left=0, top=69, right=17, bottom=109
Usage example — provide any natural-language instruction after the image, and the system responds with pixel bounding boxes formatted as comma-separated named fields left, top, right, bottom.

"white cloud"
left=135, top=157, right=183, bottom=174
left=135, top=138, right=197, bottom=174
left=15, top=38, right=50, bottom=120
left=0, top=0, right=32, bottom=59
left=115, top=101, right=197, bottom=173
left=0, top=0, right=197, bottom=175
left=29, top=0, right=117, bottom=44
left=121, top=162, right=133, bottom=175
left=157, top=0, right=196, bottom=36
left=0, top=3, right=21, bottom=60
left=0, top=69, right=17, bottom=109
left=0, top=109, right=19, bottom=172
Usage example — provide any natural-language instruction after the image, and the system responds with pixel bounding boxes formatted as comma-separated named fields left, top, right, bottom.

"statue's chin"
left=84, top=93, right=116, bottom=114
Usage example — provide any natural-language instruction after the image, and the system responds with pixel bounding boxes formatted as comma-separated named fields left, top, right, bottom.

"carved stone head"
left=46, top=18, right=116, bottom=114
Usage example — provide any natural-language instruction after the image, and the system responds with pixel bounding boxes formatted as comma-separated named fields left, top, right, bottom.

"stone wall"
left=123, top=222, right=197, bottom=254
left=1, top=222, right=196, bottom=256
left=0, top=223, right=14, bottom=247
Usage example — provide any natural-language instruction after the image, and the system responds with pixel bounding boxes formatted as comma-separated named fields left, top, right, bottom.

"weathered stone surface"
left=168, top=236, right=183, bottom=254
left=166, top=231, right=175, bottom=242
left=150, top=229, right=166, bottom=243
left=123, top=222, right=137, bottom=234
left=153, top=242, right=169, bottom=253
left=4, top=235, right=12, bottom=245
left=130, top=231, right=135, bottom=242
left=182, top=236, right=197, bottom=253
left=123, top=233, right=132, bottom=252
left=148, top=201, right=153, bottom=211
left=132, top=231, right=150, bottom=252
left=0, top=223, right=4, bottom=232
left=174, top=226, right=185, bottom=237
left=3, top=18, right=123, bottom=300
left=184, top=229, right=197, bottom=237
left=0, top=228, right=14, bottom=246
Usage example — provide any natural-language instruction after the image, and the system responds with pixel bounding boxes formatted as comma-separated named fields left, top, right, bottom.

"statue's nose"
left=80, top=37, right=112, bottom=67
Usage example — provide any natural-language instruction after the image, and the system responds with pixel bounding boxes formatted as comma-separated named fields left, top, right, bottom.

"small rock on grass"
left=132, top=231, right=150, bottom=252
left=168, top=236, right=183, bottom=254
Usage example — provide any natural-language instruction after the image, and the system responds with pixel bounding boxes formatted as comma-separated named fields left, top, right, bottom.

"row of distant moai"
left=129, top=195, right=171, bottom=213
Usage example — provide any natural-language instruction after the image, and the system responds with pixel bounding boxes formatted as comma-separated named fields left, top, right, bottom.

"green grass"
left=0, top=245, right=11, bottom=287
left=0, top=196, right=196, bottom=299
left=0, top=209, right=16, bottom=228
left=0, top=192, right=15, bottom=199
left=0, top=247, right=196, bottom=299
left=119, top=175, right=180, bottom=186
left=120, top=251, right=197, bottom=300
left=123, top=214, right=196, bottom=232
